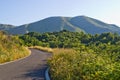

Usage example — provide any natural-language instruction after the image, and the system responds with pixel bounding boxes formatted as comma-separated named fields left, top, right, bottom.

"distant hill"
left=0, top=24, right=15, bottom=31
left=70, top=16, right=120, bottom=34
left=6, top=16, right=120, bottom=34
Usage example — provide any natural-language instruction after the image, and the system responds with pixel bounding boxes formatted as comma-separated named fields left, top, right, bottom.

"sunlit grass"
left=52, top=48, right=76, bottom=54
left=30, top=46, right=53, bottom=53
left=48, top=48, right=120, bottom=80
left=0, top=31, right=30, bottom=63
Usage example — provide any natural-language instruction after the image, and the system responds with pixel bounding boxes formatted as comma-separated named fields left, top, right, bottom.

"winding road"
left=0, top=49, right=51, bottom=80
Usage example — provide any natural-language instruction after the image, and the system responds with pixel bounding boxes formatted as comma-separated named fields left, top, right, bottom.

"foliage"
left=19, top=30, right=120, bottom=48
left=48, top=47, right=120, bottom=80
left=0, top=31, right=29, bottom=63
left=19, top=30, right=85, bottom=48
left=19, top=30, right=120, bottom=80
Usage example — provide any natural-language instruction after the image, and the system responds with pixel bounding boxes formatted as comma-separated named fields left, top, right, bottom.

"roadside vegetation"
left=29, top=46, right=53, bottom=53
left=0, top=31, right=29, bottom=63
left=49, top=46, right=120, bottom=80
left=18, top=30, right=120, bottom=80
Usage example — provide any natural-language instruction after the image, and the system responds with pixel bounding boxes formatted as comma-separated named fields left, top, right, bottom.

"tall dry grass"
left=0, top=31, right=30, bottom=63
left=29, top=46, right=53, bottom=53
left=48, top=48, right=120, bottom=80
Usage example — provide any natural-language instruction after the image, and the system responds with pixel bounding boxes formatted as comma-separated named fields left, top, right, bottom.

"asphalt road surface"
left=0, top=49, right=51, bottom=80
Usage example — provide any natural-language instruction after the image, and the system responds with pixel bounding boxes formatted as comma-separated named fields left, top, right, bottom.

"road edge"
left=45, top=67, right=51, bottom=80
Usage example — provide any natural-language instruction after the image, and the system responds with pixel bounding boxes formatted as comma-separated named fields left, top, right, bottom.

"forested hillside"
left=0, top=31, right=29, bottom=63
left=19, top=30, right=120, bottom=48
left=19, top=30, right=120, bottom=80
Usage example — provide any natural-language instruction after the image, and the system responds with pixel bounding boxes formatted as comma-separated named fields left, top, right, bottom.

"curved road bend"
left=0, top=49, right=51, bottom=80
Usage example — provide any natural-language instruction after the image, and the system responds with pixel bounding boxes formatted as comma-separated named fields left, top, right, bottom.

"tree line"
left=19, top=30, right=120, bottom=48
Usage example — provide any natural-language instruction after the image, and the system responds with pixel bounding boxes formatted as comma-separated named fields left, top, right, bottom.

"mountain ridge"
left=1, top=15, right=120, bottom=34
left=0, top=24, right=15, bottom=31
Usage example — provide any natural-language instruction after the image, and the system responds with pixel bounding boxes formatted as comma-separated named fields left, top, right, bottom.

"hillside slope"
left=70, top=16, right=120, bottom=34
left=0, top=31, right=29, bottom=63
left=7, top=16, right=120, bottom=34
left=0, top=24, right=15, bottom=31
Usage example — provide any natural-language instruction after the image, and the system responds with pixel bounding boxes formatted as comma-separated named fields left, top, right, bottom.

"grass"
left=0, top=31, right=30, bottom=63
left=29, top=46, right=53, bottom=53
left=48, top=48, right=120, bottom=80
left=52, top=48, right=76, bottom=54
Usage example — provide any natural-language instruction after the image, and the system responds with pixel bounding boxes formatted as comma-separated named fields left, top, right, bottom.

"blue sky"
left=0, top=0, right=120, bottom=26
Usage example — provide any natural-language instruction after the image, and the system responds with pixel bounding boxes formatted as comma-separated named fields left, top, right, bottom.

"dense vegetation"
left=19, top=30, right=120, bottom=48
left=49, top=46, right=120, bottom=80
left=19, top=30, right=82, bottom=47
left=0, top=31, right=29, bottom=63
left=19, top=30, right=120, bottom=80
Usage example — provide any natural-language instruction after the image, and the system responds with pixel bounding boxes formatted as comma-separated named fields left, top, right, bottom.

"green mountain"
left=7, top=16, right=120, bottom=34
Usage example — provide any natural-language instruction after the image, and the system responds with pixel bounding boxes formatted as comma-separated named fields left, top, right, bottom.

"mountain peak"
left=3, top=15, right=120, bottom=35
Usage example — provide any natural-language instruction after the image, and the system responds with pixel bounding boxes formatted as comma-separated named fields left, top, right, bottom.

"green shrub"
left=48, top=48, right=120, bottom=80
